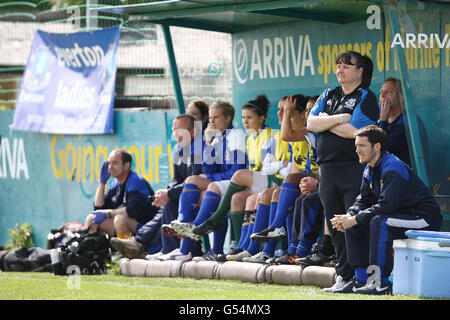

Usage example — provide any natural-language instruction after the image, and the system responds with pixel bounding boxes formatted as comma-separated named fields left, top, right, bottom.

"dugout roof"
left=93, top=0, right=446, bottom=33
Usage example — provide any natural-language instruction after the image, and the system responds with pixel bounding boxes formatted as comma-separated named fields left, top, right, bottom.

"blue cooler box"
left=393, top=230, right=450, bottom=298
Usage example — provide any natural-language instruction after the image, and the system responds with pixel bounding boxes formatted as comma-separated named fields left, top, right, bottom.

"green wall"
left=1, top=4, right=449, bottom=248
left=231, top=9, right=449, bottom=195
left=0, top=109, right=178, bottom=248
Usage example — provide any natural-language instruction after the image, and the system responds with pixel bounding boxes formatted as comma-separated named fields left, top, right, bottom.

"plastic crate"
left=393, top=230, right=450, bottom=298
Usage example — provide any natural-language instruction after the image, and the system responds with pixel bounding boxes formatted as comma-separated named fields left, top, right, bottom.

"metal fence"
left=0, top=0, right=232, bottom=110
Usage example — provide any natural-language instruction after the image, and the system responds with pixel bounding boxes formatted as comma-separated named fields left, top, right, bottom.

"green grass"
left=0, top=271, right=425, bottom=300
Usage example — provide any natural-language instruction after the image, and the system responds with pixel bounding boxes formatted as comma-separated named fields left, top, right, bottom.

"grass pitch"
left=0, top=271, right=423, bottom=300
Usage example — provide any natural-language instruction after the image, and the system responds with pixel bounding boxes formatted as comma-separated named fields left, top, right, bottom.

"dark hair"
left=355, top=125, right=388, bottom=152
left=307, top=95, right=320, bottom=104
left=291, top=94, right=308, bottom=113
left=175, top=114, right=195, bottom=130
left=118, top=149, right=132, bottom=167
left=336, top=51, right=373, bottom=88
left=243, top=94, right=270, bottom=118
left=189, top=100, right=209, bottom=121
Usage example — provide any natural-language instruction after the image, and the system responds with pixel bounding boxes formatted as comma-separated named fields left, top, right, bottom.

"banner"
left=12, top=26, right=120, bottom=134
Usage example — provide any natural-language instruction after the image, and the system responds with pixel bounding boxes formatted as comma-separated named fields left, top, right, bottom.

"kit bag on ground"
left=47, top=222, right=87, bottom=250
left=0, top=247, right=52, bottom=272
left=51, top=231, right=111, bottom=276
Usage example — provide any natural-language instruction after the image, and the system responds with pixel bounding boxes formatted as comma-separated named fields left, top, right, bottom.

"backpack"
left=0, top=247, right=52, bottom=272
left=53, top=231, right=111, bottom=276
left=47, top=222, right=88, bottom=250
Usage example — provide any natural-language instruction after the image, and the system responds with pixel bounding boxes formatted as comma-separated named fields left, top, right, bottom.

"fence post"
left=162, top=24, right=185, bottom=114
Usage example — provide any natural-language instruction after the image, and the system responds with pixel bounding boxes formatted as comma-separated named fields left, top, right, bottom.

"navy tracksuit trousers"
left=136, top=208, right=163, bottom=254
left=318, top=161, right=365, bottom=281
left=136, top=199, right=203, bottom=255
left=292, top=192, right=324, bottom=252
left=345, top=212, right=441, bottom=280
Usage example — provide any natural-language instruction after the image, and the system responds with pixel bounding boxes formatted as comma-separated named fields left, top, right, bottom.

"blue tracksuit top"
left=202, top=125, right=247, bottom=181
left=168, top=132, right=205, bottom=201
left=347, top=152, right=441, bottom=227
left=309, top=85, right=380, bottom=164
left=96, top=171, right=157, bottom=224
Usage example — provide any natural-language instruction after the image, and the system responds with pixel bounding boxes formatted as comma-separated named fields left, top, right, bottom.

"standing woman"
left=249, top=94, right=318, bottom=262
left=306, top=51, right=380, bottom=293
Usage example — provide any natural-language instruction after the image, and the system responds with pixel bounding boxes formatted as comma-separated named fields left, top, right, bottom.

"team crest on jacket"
left=344, top=98, right=357, bottom=108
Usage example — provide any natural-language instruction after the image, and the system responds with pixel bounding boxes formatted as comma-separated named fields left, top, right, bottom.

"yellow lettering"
left=406, top=47, right=412, bottom=69
left=65, top=142, right=76, bottom=181
left=433, top=46, right=440, bottom=69
left=154, top=145, right=163, bottom=183
left=49, top=138, right=172, bottom=185
left=77, top=145, right=81, bottom=182
left=414, top=44, right=418, bottom=70
left=384, top=27, right=390, bottom=71
left=331, top=44, right=339, bottom=74
left=167, top=144, right=174, bottom=180
left=419, top=24, right=424, bottom=69
left=366, top=42, right=373, bottom=60
left=128, top=145, right=140, bottom=174
left=323, top=45, right=331, bottom=84
left=376, top=41, right=384, bottom=72
left=428, top=46, right=432, bottom=69
left=360, top=43, right=366, bottom=56
left=317, top=45, right=324, bottom=75
left=95, top=145, right=108, bottom=181
left=82, top=145, right=94, bottom=182
left=141, top=146, right=154, bottom=183
left=51, top=135, right=64, bottom=179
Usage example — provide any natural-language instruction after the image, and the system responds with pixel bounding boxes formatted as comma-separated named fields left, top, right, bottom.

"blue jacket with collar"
left=167, top=132, right=204, bottom=201
left=348, top=152, right=441, bottom=227
left=202, top=125, right=247, bottom=181
left=96, top=171, right=158, bottom=224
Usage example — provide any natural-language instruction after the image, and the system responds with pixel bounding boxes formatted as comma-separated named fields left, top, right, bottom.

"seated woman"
left=247, top=95, right=319, bottom=264
left=157, top=100, right=247, bottom=261
left=220, top=97, right=293, bottom=261
left=170, top=94, right=275, bottom=261
left=240, top=95, right=320, bottom=264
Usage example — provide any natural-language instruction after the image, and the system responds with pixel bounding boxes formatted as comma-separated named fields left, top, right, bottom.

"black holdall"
left=0, top=247, right=52, bottom=272
left=51, top=231, right=111, bottom=276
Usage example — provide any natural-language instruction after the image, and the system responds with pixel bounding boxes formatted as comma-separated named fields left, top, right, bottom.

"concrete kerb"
left=119, top=259, right=336, bottom=288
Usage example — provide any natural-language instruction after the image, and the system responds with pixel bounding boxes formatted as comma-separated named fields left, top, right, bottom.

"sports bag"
left=47, top=222, right=88, bottom=250
left=0, top=247, right=52, bottom=272
left=52, top=231, right=111, bottom=275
